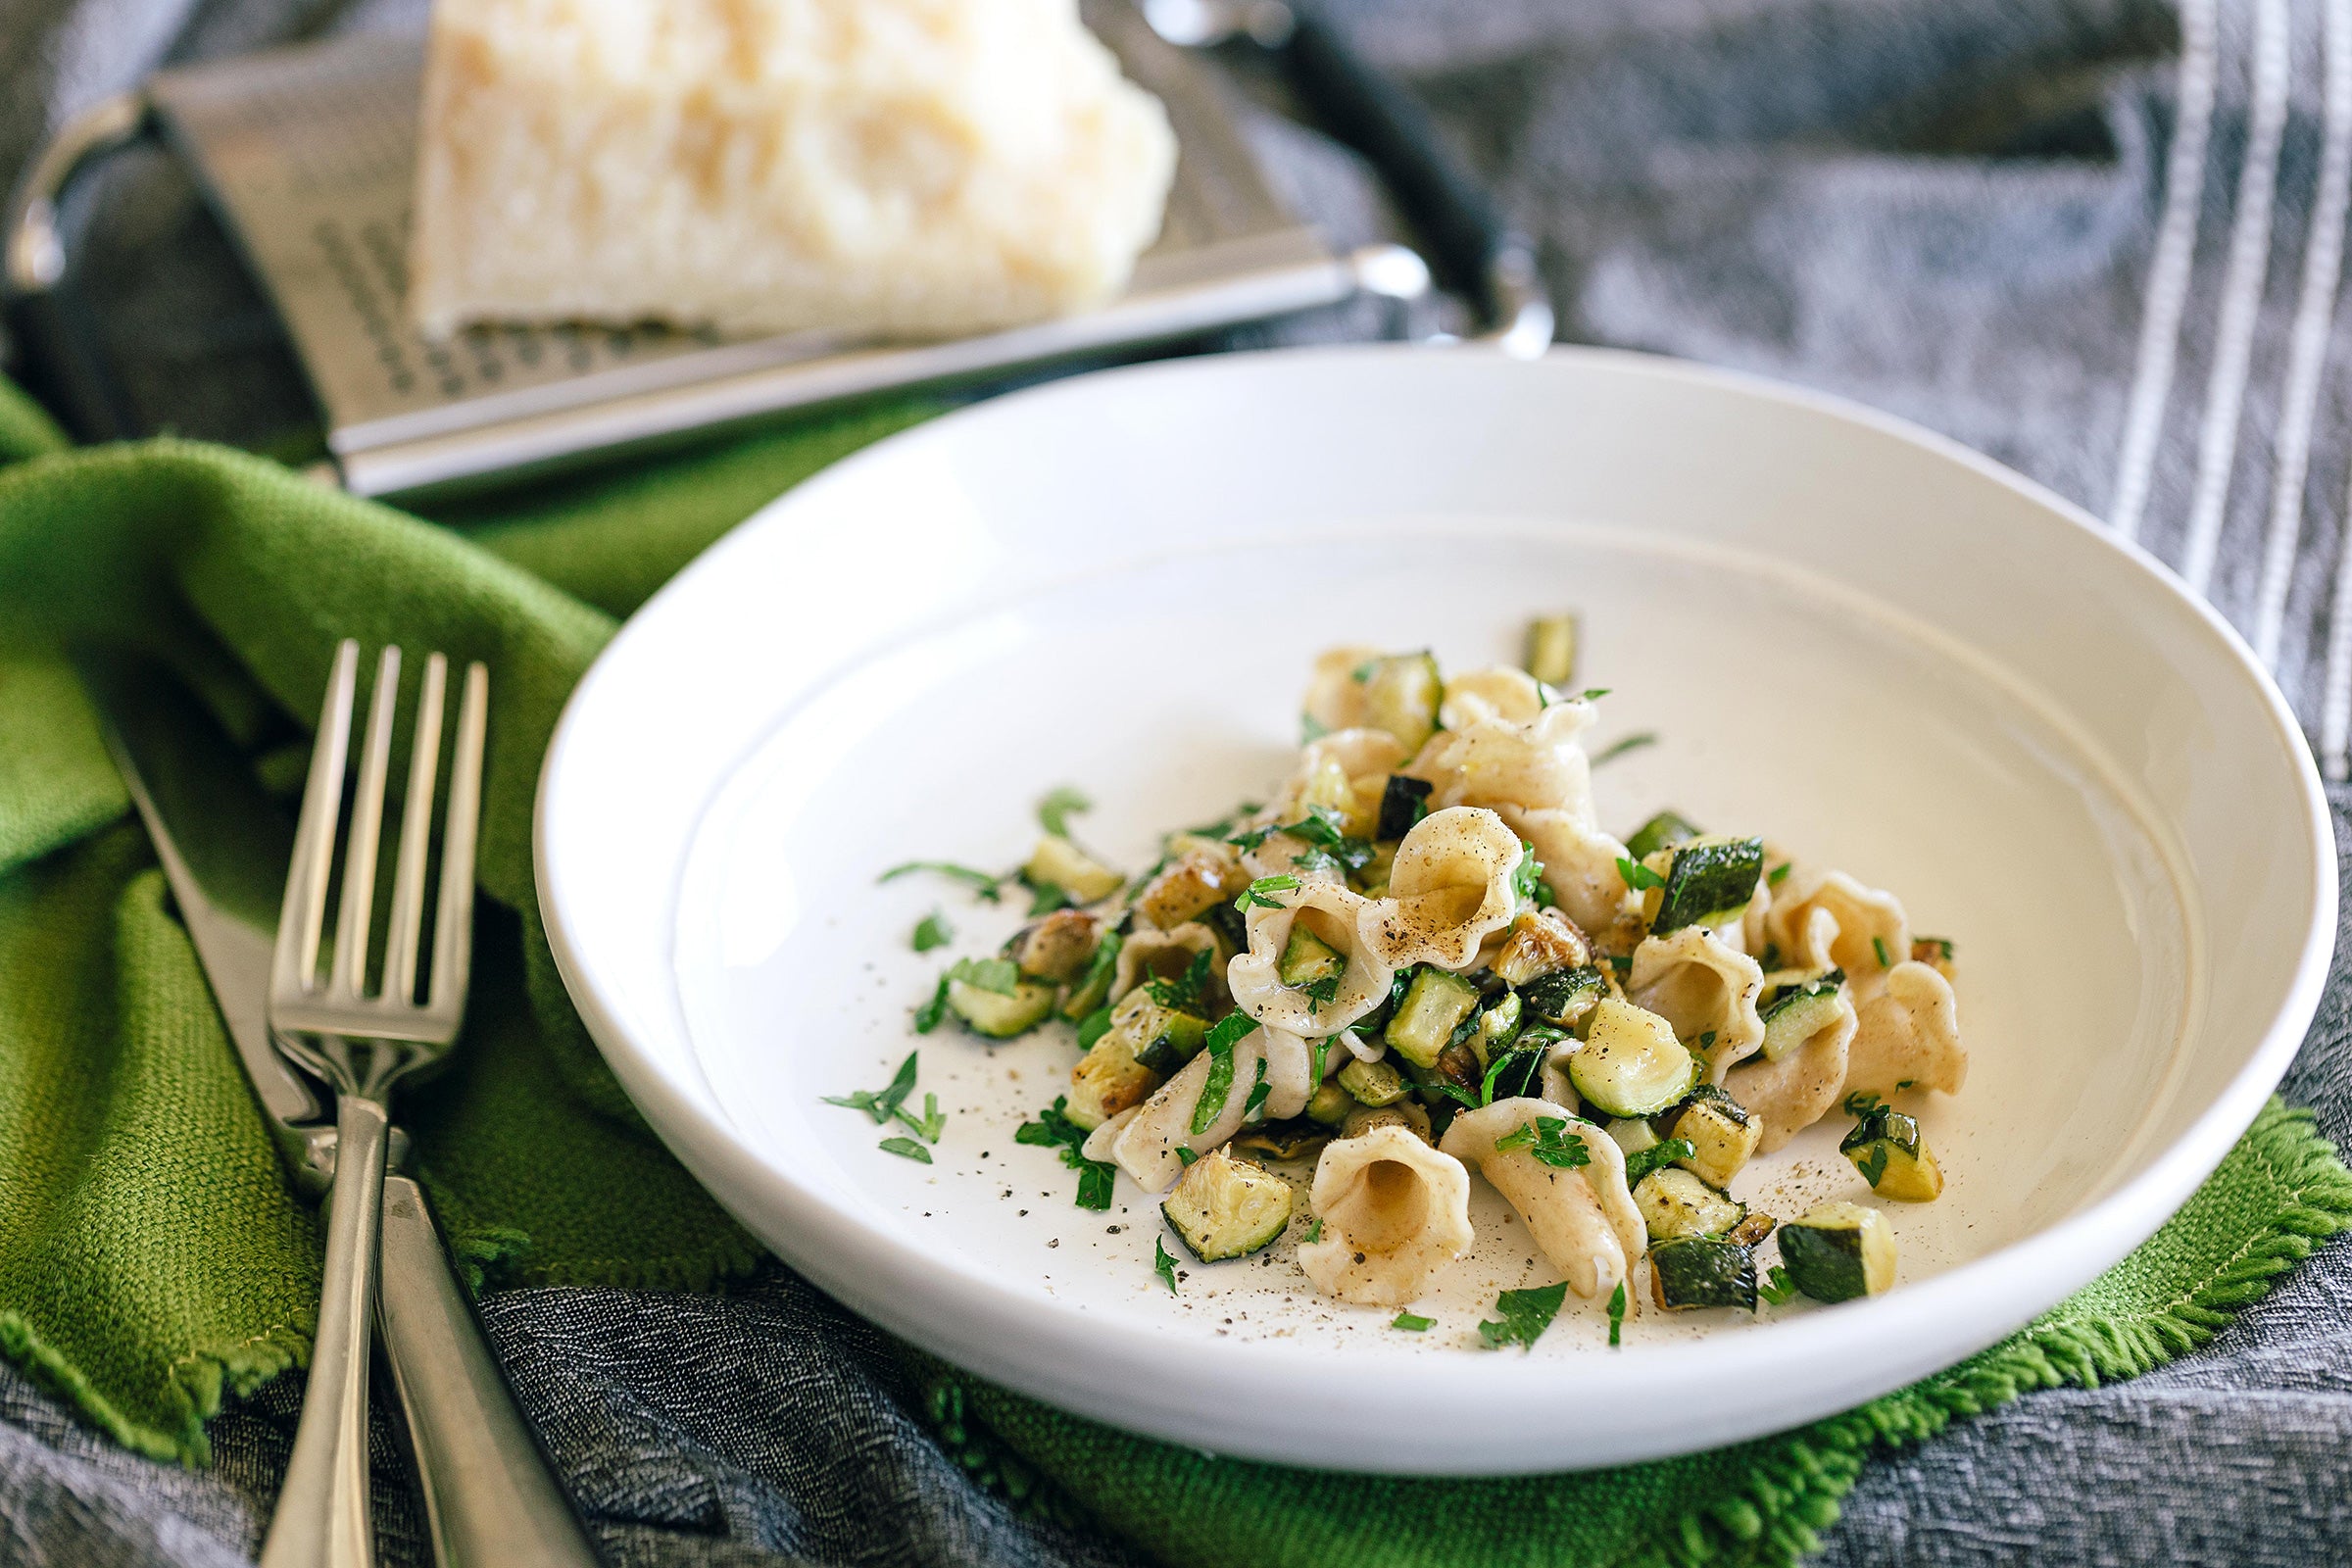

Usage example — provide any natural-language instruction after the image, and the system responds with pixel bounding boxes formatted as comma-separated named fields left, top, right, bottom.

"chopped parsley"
left=1234, top=806, right=1373, bottom=875
left=1015, top=1097, right=1117, bottom=1210
left=1037, top=785, right=1092, bottom=838
left=1190, top=1013, right=1253, bottom=1133
left=1234, top=874, right=1300, bottom=912
left=822, top=1052, right=919, bottom=1125
left=1841, top=1091, right=1885, bottom=1118
left=1298, top=973, right=1342, bottom=1010
left=880, top=860, right=1004, bottom=901
left=1243, top=1058, right=1272, bottom=1117
left=1494, top=1116, right=1591, bottom=1170
left=1021, top=875, right=1074, bottom=915
left=879, top=1137, right=933, bottom=1163
left=1147, top=949, right=1215, bottom=1014
left=1422, top=1079, right=1483, bottom=1111
left=945, top=956, right=1021, bottom=996
left=1918, top=936, right=1955, bottom=960
left=898, top=1094, right=947, bottom=1144
left=911, top=910, right=954, bottom=952
left=1767, top=861, right=1792, bottom=887
left=1758, top=1265, right=1799, bottom=1306
left=1072, top=930, right=1123, bottom=1002
left=1175, top=1146, right=1199, bottom=1166
left=1621, top=1137, right=1696, bottom=1185
left=1606, top=954, right=1634, bottom=975
left=1076, top=1004, right=1115, bottom=1051
left=1299, top=712, right=1330, bottom=744
left=913, top=977, right=952, bottom=1034
left=1477, top=1281, right=1569, bottom=1350
left=1616, top=856, right=1665, bottom=892
left=1510, top=841, right=1548, bottom=906
left=1592, top=731, right=1658, bottom=767
left=1606, top=1280, right=1628, bottom=1347
left=1392, top=1312, right=1434, bottom=1333
left=1154, top=1236, right=1180, bottom=1293
left=1855, top=1142, right=1890, bottom=1188
left=1302, top=1217, right=1323, bottom=1244
left=1872, top=935, right=1891, bottom=969
left=1579, top=687, right=1612, bottom=701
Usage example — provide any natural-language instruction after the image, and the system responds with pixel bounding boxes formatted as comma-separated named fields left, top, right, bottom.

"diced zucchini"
left=1098, top=991, right=1209, bottom=1077
left=1651, top=835, right=1767, bottom=934
left=1839, top=1104, right=1944, bottom=1202
left=1305, top=1079, right=1355, bottom=1125
left=1624, top=810, right=1701, bottom=861
left=1161, top=1150, right=1295, bottom=1262
left=1377, top=774, right=1434, bottom=840
left=1724, top=1211, right=1778, bottom=1250
left=1065, top=1034, right=1159, bottom=1130
left=947, top=978, right=1057, bottom=1039
left=1361, top=652, right=1444, bottom=754
left=1386, top=966, right=1482, bottom=1068
left=1277, top=924, right=1348, bottom=991
left=1008, top=909, right=1102, bottom=981
left=1649, top=1236, right=1758, bottom=1311
left=1338, top=1055, right=1409, bottom=1107
left=1025, top=837, right=1125, bottom=904
left=1465, top=993, right=1523, bottom=1063
left=1569, top=999, right=1695, bottom=1118
left=1634, top=1167, right=1747, bottom=1241
left=1779, top=1201, right=1897, bottom=1302
left=1759, top=971, right=1846, bottom=1062
left=1232, top=1119, right=1330, bottom=1162
left=1491, top=909, right=1593, bottom=988
left=1519, top=965, right=1607, bottom=1029
left=1607, top=1117, right=1660, bottom=1158
left=1133, top=852, right=1233, bottom=930
left=1524, top=613, right=1578, bottom=688
left=1663, top=1089, right=1760, bottom=1189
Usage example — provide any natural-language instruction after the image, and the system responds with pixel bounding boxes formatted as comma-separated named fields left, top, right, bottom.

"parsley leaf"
left=1234, top=874, right=1299, bottom=912
left=880, top=860, right=1004, bottom=901
left=1037, top=785, right=1092, bottom=838
left=1580, top=687, right=1612, bottom=701
left=1478, top=1282, right=1569, bottom=1350
left=1616, top=856, right=1666, bottom=892
left=1767, top=861, right=1792, bottom=887
left=1076, top=1004, right=1115, bottom=1052
left=1147, top=949, right=1215, bottom=1014
left=879, top=1137, right=933, bottom=1163
left=1234, top=808, right=1373, bottom=874
left=1607, top=1280, right=1628, bottom=1347
left=1494, top=1116, right=1592, bottom=1170
left=1872, top=935, right=1891, bottom=969
left=1857, top=1143, right=1890, bottom=1188
left=1511, top=841, right=1546, bottom=906
left=1299, top=712, right=1330, bottom=744
left=911, top=910, right=954, bottom=952
left=1175, top=1146, right=1199, bottom=1166
left=1072, top=930, right=1123, bottom=1003
left=1242, top=1057, right=1271, bottom=1117
left=1298, top=973, right=1342, bottom=1011
left=1622, top=1137, right=1696, bottom=1186
left=1154, top=1237, right=1180, bottom=1293
left=1758, top=1265, right=1799, bottom=1306
left=1190, top=1014, right=1252, bottom=1134
left=1842, top=1091, right=1885, bottom=1118
left=1076, top=1162, right=1115, bottom=1208
left=1392, top=1312, right=1434, bottom=1332
left=895, top=1093, right=947, bottom=1144
left=823, top=1052, right=921, bottom=1124
left=1015, top=1097, right=1118, bottom=1210
left=1592, top=731, right=1657, bottom=767
left=912, top=977, right=952, bottom=1034
left=1303, top=1217, right=1323, bottom=1244
left=946, top=956, right=1021, bottom=995
left=1022, top=875, right=1073, bottom=915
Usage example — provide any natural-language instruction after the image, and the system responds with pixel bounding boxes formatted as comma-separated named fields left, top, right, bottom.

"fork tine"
left=428, top=662, right=488, bottom=1017
left=330, top=646, right=401, bottom=1000
left=381, top=654, right=447, bottom=1007
left=274, top=640, right=359, bottom=1000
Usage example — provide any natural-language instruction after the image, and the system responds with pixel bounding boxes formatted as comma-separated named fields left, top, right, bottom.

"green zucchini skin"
left=1277, top=924, right=1348, bottom=990
left=1759, top=970, right=1846, bottom=1061
left=1649, top=1236, right=1758, bottom=1310
left=1625, top=809, right=1702, bottom=861
left=1377, top=774, right=1435, bottom=840
left=1387, top=966, right=1482, bottom=1067
left=1161, top=1150, right=1295, bottom=1262
left=1482, top=1044, right=1548, bottom=1102
left=1660, top=1087, right=1761, bottom=1189
left=1634, top=1167, right=1746, bottom=1242
left=1651, top=835, right=1767, bottom=933
left=1779, top=1201, right=1897, bottom=1302
left=1519, top=965, right=1607, bottom=1028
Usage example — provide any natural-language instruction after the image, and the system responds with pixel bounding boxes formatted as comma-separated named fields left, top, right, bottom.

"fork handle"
left=263, top=1095, right=390, bottom=1568
left=377, top=1174, right=605, bottom=1567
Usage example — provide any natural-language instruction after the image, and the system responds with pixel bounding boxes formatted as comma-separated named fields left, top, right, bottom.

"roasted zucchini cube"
left=1663, top=1089, right=1761, bottom=1189
left=1278, top=923, right=1348, bottom=992
left=1779, top=1201, right=1898, bottom=1302
left=1304, top=1079, right=1356, bottom=1125
left=1098, top=990, right=1208, bottom=1077
left=1839, top=1104, right=1944, bottom=1201
left=1651, top=835, right=1767, bottom=934
left=1162, top=1150, right=1295, bottom=1261
left=1377, top=774, right=1435, bottom=840
left=947, top=977, right=1057, bottom=1039
left=1633, top=1167, right=1747, bottom=1242
left=1386, top=966, right=1482, bottom=1068
left=1134, top=850, right=1235, bottom=930
left=1518, top=964, right=1606, bottom=1029
left=1064, top=1032, right=1159, bottom=1131
left=1491, top=909, right=1593, bottom=988
left=1338, top=1054, right=1409, bottom=1107
left=1360, top=652, right=1444, bottom=754
left=1008, top=908, right=1103, bottom=982
left=1569, top=998, right=1695, bottom=1118
left=1723, top=1211, right=1778, bottom=1250
left=1025, top=836, right=1125, bottom=904
left=1232, top=1119, right=1331, bottom=1163
left=1649, top=1236, right=1758, bottom=1311
left=1624, top=809, right=1701, bottom=861
left=1464, top=993, right=1523, bottom=1063
left=1759, top=973, right=1846, bottom=1062
left=1524, top=612, right=1578, bottom=689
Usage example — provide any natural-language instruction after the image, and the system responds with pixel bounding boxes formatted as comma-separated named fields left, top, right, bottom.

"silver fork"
left=263, top=639, right=486, bottom=1568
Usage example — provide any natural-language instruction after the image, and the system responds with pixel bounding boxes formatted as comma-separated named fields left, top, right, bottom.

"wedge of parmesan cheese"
left=406, top=0, right=1178, bottom=340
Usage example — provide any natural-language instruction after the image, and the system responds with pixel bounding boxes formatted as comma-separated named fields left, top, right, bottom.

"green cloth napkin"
left=0, top=370, right=2346, bottom=1567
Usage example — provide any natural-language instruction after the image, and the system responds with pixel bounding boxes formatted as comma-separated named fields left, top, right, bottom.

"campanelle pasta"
left=896, top=636, right=1972, bottom=1334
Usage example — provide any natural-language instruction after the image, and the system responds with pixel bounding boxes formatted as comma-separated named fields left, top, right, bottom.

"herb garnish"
left=1494, top=1116, right=1592, bottom=1170
left=1076, top=1005, right=1115, bottom=1051
left=1580, top=688, right=1612, bottom=701
left=1154, top=1237, right=1180, bottom=1293
left=1175, top=1146, right=1199, bottom=1166
left=1190, top=1013, right=1253, bottom=1133
left=1392, top=1312, right=1434, bottom=1332
left=1233, top=806, right=1374, bottom=875
left=823, top=1052, right=919, bottom=1125
left=1299, top=713, right=1330, bottom=744
left=1841, top=1091, right=1885, bottom=1118
left=1298, top=974, right=1342, bottom=1011
left=911, top=910, right=954, bottom=952
left=1303, top=1217, right=1323, bottom=1244
left=1918, top=936, right=1955, bottom=960
left=1856, top=1142, right=1890, bottom=1188
left=1758, top=1265, right=1799, bottom=1306
left=1477, top=1048, right=1538, bottom=1106
left=1622, top=1137, right=1696, bottom=1185
left=1015, top=1097, right=1116, bottom=1210
left=1242, top=1058, right=1272, bottom=1118
left=880, top=860, right=1004, bottom=901
left=1606, top=1280, right=1628, bottom=1347
left=1478, top=1282, right=1569, bottom=1350
left=879, top=1137, right=933, bottom=1163
left=1872, top=935, right=1891, bottom=968
left=913, top=977, right=952, bottom=1034
left=1235, top=874, right=1300, bottom=912
left=1037, top=785, right=1092, bottom=838
left=1510, top=841, right=1548, bottom=906
left=1147, top=949, right=1216, bottom=1014
left=1592, top=731, right=1658, bottom=766
left=1616, top=856, right=1666, bottom=892
left=1767, top=861, right=1792, bottom=887
left=1072, top=930, right=1123, bottom=1003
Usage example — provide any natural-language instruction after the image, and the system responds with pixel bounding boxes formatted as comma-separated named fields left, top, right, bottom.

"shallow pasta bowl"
left=535, top=345, right=2332, bottom=1473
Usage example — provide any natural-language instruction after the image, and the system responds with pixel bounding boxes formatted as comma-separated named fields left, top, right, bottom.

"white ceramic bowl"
left=536, top=346, right=2332, bottom=1473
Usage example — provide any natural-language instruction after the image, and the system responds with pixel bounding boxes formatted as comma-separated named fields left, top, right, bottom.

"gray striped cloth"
left=9, top=0, right=2352, bottom=1564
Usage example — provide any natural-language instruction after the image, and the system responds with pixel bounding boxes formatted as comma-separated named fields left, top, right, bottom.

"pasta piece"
left=1301, top=645, right=1385, bottom=736
left=1298, top=1124, right=1475, bottom=1305
left=1766, top=868, right=1911, bottom=993
left=1228, top=881, right=1395, bottom=1035
left=1079, top=1106, right=1140, bottom=1164
left=1497, top=805, right=1640, bottom=943
left=1111, top=1025, right=1272, bottom=1193
left=1844, top=961, right=1968, bottom=1099
left=1110, top=923, right=1229, bottom=1007
left=1260, top=1025, right=1317, bottom=1121
left=1357, top=806, right=1523, bottom=972
left=1440, top=1099, right=1645, bottom=1300
left=1723, top=988, right=1857, bottom=1152
left=1437, top=665, right=1548, bottom=730
left=1627, top=926, right=1766, bottom=1080
left=1406, top=700, right=1598, bottom=818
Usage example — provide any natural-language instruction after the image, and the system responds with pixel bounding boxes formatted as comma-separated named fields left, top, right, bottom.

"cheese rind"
left=406, top=0, right=1177, bottom=340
